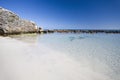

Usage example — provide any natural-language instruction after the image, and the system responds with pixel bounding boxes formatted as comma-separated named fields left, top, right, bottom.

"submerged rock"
left=0, top=7, right=38, bottom=35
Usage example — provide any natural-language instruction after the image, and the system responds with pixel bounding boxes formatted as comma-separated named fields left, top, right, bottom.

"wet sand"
left=0, top=36, right=112, bottom=80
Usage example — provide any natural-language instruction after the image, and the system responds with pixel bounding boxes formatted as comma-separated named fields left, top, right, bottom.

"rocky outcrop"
left=0, top=7, right=38, bottom=35
left=53, top=29, right=120, bottom=33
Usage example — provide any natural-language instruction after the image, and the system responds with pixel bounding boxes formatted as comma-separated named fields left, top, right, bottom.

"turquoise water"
left=10, top=33, right=120, bottom=80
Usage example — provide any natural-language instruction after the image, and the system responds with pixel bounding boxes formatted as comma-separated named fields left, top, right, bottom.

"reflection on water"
left=8, top=33, right=120, bottom=80
left=8, top=33, right=39, bottom=43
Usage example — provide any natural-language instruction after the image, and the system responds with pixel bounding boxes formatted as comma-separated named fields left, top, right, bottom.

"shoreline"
left=0, top=36, right=112, bottom=80
left=0, top=29, right=120, bottom=37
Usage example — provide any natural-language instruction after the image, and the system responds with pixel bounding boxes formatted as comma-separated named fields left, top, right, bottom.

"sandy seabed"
left=0, top=36, right=112, bottom=80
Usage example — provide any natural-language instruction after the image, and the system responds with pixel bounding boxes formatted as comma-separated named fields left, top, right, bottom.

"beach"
left=0, top=34, right=120, bottom=80
left=1, top=1, right=120, bottom=80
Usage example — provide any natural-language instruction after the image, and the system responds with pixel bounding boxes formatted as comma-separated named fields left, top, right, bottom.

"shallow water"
left=4, top=33, right=120, bottom=80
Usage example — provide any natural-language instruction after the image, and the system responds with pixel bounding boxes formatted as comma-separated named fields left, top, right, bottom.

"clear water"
left=9, top=33, right=120, bottom=80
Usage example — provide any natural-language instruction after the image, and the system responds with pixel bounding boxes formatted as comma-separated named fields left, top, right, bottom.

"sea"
left=9, top=33, right=120, bottom=80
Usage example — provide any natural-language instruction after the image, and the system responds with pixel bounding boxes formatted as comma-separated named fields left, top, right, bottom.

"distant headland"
left=0, top=7, right=120, bottom=35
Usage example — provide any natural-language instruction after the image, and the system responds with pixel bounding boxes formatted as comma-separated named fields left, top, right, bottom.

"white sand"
left=0, top=36, right=111, bottom=80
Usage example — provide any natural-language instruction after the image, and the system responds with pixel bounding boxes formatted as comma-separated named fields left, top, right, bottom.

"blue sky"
left=0, top=0, right=120, bottom=29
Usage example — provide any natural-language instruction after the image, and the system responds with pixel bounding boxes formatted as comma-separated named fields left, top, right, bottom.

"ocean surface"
left=9, top=33, right=120, bottom=80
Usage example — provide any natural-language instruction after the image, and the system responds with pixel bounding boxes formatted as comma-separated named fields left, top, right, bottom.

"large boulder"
left=0, top=7, right=38, bottom=35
